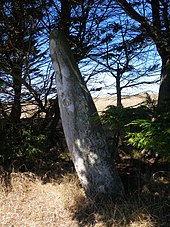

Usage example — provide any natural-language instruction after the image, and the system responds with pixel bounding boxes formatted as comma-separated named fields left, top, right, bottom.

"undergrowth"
left=0, top=156, right=169, bottom=227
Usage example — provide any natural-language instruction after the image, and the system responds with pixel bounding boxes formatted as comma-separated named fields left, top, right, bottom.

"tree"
left=50, top=30, right=124, bottom=199
left=115, top=0, right=170, bottom=108
left=0, top=0, right=61, bottom=159
left=49, top=0, right=118, bottom=63
left=89, top=17, right=160, bottom=108
left=0, top=0, right=52, bottom=121
left=52, top=0, right=159, bottom=104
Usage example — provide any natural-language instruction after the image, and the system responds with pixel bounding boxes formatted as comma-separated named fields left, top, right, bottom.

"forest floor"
left=0, top=150, right=169, bottom=227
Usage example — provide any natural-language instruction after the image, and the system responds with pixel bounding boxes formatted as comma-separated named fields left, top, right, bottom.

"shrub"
left=101, top=104, right=152, bottom=148
left=101, top=101, right=170, bottom=161
left=126, top=111, right=170, bottom=161
left=0, top=120, right=47, bottom=162
left=101, top=105, right=152, bottom=133
left=17, top=128, right=46, bottom=157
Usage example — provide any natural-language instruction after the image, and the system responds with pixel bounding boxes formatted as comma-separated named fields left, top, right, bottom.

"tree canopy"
left=116, top=0, right=170, bottom=107
left=1, top=0, right=165, bottom=113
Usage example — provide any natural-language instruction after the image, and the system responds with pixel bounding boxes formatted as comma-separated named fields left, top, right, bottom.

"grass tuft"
left=0, top=160, right=169, bottom=226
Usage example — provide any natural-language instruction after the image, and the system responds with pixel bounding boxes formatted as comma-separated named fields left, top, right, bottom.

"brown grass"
left=0, top=166, right=169, bottom=227
left=0, top=171, right=81, bottom=226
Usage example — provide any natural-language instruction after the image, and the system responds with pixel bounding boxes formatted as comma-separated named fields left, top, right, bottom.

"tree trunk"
left=116, top=0, right=170, bottom=110
left=116, top=75, right=122, bottom=108
left=58, top=0, right=71, bottom=37
left=10, top=76, right=22, bottom=122
left=158, top=57, right=170, bottom=109
left=50, top=30, right=124, bottom=199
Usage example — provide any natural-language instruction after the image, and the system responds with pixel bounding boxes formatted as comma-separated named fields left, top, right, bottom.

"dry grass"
left=0, top=171, right=81, bottom=226
left=0, top=167, right=169, bottom=227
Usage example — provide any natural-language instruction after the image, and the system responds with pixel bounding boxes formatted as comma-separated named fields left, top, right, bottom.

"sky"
left=89, top=73, right=160, bottom=98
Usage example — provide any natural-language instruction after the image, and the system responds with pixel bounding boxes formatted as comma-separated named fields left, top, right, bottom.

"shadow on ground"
left=71, top=191, right=170, bottom=227
left=0, top=153, right=169, bottom=227
left=0, top=149, right=74, bottom=190
left=71, top=157, right=170, bottom=227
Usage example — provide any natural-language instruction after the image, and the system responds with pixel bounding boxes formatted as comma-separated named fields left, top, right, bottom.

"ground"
left=0, top=151, right=169, bottom=227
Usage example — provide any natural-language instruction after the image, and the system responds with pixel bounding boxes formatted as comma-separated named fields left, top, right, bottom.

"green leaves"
left=21, top=129, right=46, bottom=157
left=126, top=116, right=170, bottom=160
left=101, top=103, right=170, bottom=161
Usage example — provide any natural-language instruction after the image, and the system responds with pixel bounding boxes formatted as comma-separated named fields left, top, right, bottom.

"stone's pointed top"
left=50, top=30, right=60, bottom=40
left=50, top=30, right=63, bottom=44
left=49, top=30, right=70, bottom=51
left=50, top=30, right=67, bottom=41
left=49, top=29, right=78, bottom=73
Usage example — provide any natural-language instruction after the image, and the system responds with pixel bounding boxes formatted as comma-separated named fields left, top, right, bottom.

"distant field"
left=20, top=93, right=158, bottom=118
left=1, top=94, right=158, bottom=118
left=94, top=93, right=157, bottom=112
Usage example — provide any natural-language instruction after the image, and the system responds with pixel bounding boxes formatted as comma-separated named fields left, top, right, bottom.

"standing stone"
left=50, top=30, right=124, bottom=199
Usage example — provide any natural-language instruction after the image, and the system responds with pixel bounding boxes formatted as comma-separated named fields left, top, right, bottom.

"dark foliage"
left=101, top=99, right=170, bottom=161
